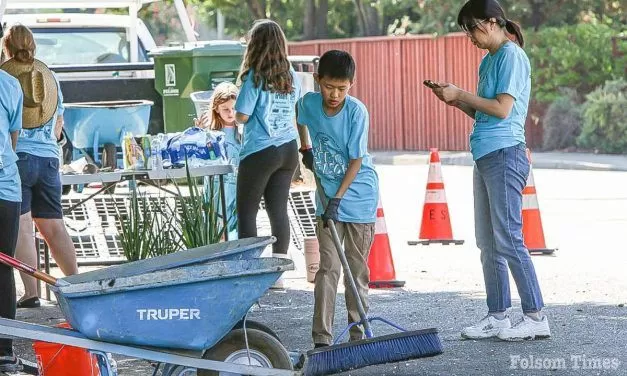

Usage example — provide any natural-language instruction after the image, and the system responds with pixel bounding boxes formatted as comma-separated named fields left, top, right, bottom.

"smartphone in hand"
left=423, top=80, right=440, bottom=89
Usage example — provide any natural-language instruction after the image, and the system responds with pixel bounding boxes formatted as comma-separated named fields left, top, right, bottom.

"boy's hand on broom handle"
left=322, top=198, right=341, bottom=228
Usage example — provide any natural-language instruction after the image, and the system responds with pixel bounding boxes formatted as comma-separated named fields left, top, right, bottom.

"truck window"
left=32, top=27, right=148, bottom=65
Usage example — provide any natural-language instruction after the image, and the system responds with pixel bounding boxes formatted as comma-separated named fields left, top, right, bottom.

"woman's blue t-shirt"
left=470, top=42, right=531, bottom=160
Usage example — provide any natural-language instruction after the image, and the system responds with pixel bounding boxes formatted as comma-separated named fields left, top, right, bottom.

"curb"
left=372, top=152, right=627, bottom=172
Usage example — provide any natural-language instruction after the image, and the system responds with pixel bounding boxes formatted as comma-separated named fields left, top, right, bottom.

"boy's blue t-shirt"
left=0, top=71, right=24, bottom=202
left=470, top=41, right=531, bottom=160
left=235, top=69, right=300, bottom=160
left=297, top=92, right=379, bottom=223
left=16, top=74, right=64, bottom=159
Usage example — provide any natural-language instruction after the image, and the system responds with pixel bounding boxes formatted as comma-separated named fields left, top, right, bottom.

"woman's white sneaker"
left=497, top=315, right=551, bottom=341
left=461, top=315, right=512, bottom=339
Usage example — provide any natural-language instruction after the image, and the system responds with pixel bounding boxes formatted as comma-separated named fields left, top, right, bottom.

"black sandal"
left=16, top=296, right=41, bottom=309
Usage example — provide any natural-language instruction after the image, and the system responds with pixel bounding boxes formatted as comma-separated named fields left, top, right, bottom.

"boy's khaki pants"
left=312, top=219, right=376, bottom=345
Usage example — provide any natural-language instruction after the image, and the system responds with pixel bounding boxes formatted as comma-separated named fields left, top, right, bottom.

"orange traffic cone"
left=408, top=148, right=464, bottom=246
left=368, top=196, right=405, bottom=289
left=523, top=149, right=556, bottom=255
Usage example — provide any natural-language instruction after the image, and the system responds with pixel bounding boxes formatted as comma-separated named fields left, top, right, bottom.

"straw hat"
left=0, top=58, right=58, bottom=129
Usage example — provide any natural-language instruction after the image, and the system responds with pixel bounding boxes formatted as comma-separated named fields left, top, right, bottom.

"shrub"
left=542, top=88, right=583, bottom=151
left=526, top=24, right=627, bottom=104
left=577, top=79, right=627, bottom=154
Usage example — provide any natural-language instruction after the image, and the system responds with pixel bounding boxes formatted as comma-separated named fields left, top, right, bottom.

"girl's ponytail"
left=505, top=19, right=524, bottom=48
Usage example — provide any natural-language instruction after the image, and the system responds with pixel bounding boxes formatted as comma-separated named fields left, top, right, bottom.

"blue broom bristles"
left=303, top=328, right=443, bottom=376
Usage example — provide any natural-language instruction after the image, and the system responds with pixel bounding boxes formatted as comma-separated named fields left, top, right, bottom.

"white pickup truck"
left=0, top=0, right=198, bottom=133
left=0, top=0, right=196, bottom=78
left=2, top=12, right=157, bottom=67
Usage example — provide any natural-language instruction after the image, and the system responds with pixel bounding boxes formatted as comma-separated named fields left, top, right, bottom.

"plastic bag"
left=161, top=127, right=227, bottom=168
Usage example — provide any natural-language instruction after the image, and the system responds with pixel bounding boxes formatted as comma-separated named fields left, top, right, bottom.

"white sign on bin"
left=165, top=64, right=176, bottom=86
left=163, top=64, right=180, bottom=96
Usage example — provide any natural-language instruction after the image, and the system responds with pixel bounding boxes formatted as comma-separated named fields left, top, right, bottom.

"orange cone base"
left=369, top=280, right=406, bottom=289
left=408, top=239, right=464, bottom=246
left=529, top=247, right=557, bottom=255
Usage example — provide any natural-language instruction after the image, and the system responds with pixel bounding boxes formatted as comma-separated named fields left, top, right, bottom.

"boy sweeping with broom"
left=297, top=50, right=379, bottom=348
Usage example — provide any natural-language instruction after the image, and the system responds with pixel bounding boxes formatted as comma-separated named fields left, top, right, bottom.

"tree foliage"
left=143, top=0, right=625, bottom=42
left=526, top=23, right=627, bottom=103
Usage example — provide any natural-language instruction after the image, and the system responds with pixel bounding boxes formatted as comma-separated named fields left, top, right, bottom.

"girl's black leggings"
left=237, top=140, right=298, bottom=255
left=0, top=199, right=20, bottom=354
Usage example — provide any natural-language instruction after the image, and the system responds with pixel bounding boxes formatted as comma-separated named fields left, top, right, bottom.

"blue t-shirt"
left=16, top=74, right=64, bottom=159
left=235, top=69, right=300, bottom=160
left=0, top=71, right=24, bottom=202
left=470, top=42, right=531, bottom=160
left=297, top=93, right=379, bottom=223
left=222, top=125, right=241, bottom=184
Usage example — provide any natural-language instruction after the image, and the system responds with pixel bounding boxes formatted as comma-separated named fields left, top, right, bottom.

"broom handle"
left=314, top=177, right=374, bottom=338
left=0, top=252, right=58, bottom=286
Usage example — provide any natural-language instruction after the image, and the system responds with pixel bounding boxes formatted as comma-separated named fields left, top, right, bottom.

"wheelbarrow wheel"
left=198, top=328, right=292, bottom=376
left=160, top=364, right=196, bottom=376
left=231, top=319, right=281, bottom=343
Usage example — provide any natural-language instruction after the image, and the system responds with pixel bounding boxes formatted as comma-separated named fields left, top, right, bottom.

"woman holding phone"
left=428, top=0, right=550, bottom=342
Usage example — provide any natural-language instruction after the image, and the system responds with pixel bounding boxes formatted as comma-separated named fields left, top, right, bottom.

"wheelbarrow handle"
left=0, top=252, right=59, bottom=286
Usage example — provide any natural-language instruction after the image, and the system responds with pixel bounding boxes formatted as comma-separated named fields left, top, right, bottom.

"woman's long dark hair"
left=457, top=0, right=524, bottom=47
left=238, top=19, right=293, bottom=94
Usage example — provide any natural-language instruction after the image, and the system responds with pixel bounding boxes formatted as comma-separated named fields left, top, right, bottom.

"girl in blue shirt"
left=234, top=20, right=300, bottom=283
left=197, top=82, right=241, bottom=240
left=429, top=0, right=549, bottom=341
left=0, top=36, right=24, bottom=371
left=2, top=25, right=78, bottom=310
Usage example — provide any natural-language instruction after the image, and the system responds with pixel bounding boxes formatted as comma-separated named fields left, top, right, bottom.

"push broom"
left=304, top=177, right=443, bottom=376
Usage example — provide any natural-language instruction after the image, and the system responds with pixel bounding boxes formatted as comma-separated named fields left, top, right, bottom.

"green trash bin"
left=151, top=40, right=245, bottom=134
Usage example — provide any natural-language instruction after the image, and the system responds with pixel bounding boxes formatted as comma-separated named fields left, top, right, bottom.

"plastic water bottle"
left=160, top=134, right=172, bottom=169
left=151, top=134, right=163, bottom=170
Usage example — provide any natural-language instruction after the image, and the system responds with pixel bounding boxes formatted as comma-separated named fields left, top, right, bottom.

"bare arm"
left=458, top=91, right=514, bottom=120
left=334, top=158, right=362, bottom=199
left=11, top=131, right=18, bottom=150
left=452, top=101, right=476, bottom=119
left=297, top=124, right=311, bottom=148
left=431, top=87, right=476, bottom=119
left=435, top=83, right=514, bottom=120
left=54, top=116, right=63, bottom=140
left=235, top=113, right=249, bottom=124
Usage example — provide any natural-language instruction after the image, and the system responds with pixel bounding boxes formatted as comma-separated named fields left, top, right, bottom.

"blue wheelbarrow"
left=0, top=237, right=299, bottom=376
left=63, top=100, right=153, bottom=169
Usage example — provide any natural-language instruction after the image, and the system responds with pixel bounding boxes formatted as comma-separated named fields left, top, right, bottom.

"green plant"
left=576, top=79, right=627, bottom=153
left=168, top=165, right=226, bottom=249
left=526, top=24, right=627, bottom=103
left=116, top=180, right=181, bottom=261
left=542, top=88, right=583, bottom=150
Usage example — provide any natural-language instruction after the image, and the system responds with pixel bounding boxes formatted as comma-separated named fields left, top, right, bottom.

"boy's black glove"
left=322, top=197, right=341, bottom=227
left=300, top=147, right=314, bottom=171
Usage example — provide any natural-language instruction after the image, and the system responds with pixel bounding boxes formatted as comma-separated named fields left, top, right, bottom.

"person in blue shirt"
left=429, top=0, right=549, bottom=341
left=297, top=50, right=379, bottom=347
left=196, top=82, right=240, bottom=240
left=0, top=28, right=24, bottom=371
left=1, top=25, right=78, bottom=309
left=234, top=19, right=300, bottom=288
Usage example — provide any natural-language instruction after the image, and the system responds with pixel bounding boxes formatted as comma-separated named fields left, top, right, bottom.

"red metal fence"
left=289, top=33, right=542, bottom=151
